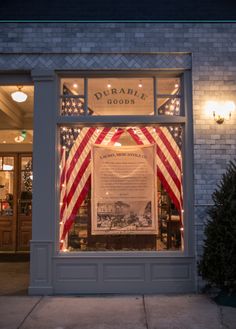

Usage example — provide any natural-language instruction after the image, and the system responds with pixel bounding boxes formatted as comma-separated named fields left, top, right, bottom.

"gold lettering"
left=94, top=92, right=103, bottom=100
left=103, top=90, right=110, bottom=97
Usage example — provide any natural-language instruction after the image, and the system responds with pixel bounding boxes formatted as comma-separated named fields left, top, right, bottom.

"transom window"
left=60, top=77, right=182, bottom=116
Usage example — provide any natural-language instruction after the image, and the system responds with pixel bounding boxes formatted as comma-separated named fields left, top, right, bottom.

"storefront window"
left=60, top=78, right=85, bottom=116
left=157, top=78, right=181, bottom=116
left=59, top=125, right=183, bottom=252
left=157, top=78, right=180, bottom=94
left=60, top=77, right=182, bottom=117
left=88, top=78, right=153, bottom=115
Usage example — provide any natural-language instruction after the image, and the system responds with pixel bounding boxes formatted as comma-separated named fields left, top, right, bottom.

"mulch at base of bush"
left=214, top=292, right=236, bottom=308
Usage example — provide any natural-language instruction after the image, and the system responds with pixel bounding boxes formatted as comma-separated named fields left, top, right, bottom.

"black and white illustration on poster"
left=91, top=144, right=157, bottom=235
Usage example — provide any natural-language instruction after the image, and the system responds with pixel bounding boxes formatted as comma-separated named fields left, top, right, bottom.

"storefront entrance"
left=0, top=153, right=32, bottom=252
left=28, top=71, right=195, bottom=294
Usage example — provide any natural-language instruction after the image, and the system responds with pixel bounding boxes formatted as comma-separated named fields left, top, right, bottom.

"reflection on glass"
left=20, top=157, right=32, bottom=216
left=157, top=97, right=181, bottom=116
left=0, top=158, right=2, bottom=170
left=157, top=78, right=180, bottom=95
left=0, top=171, right=14, bottom=216
left=60, top=126, right=183, bottom=252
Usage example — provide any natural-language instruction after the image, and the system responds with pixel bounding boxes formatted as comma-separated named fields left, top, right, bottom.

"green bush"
left=198, top=160, right=236, bottom=293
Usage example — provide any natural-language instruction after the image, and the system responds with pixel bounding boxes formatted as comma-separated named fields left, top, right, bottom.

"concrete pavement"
left=0, top=295, right=235, bottom=329
left=0, top=262, right=235, bottom=329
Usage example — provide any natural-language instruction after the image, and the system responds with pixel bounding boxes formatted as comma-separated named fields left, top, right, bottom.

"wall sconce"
left=206, top=101, right=235, bottom=124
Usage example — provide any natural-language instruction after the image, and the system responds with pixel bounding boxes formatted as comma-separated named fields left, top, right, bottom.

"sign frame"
left=91, top=144, right=157, bottom=235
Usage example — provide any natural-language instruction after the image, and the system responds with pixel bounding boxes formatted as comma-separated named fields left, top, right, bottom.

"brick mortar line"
left=0, top=52, right=192, bottom=55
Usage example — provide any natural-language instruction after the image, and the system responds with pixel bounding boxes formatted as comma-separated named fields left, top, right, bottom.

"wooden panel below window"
left=0, top=219, right=14, bottom=250
left=17, top=218, right=32, bottom=251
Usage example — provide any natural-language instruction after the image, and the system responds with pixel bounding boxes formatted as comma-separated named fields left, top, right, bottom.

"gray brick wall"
left=1, top=23, right=236, bottom=287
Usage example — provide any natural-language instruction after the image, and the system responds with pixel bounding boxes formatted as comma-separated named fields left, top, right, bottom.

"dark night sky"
left=0, top=0, right=236, bottom=20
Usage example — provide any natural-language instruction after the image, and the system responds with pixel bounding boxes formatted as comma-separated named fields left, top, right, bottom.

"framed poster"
left=91, top=144, right=157, bottom=235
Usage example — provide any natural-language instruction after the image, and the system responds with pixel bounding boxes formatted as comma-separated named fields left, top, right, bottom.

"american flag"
left=59, top=126, right=124, bottom=250
left=127, top=126, right=183, bottom=218
left=61, top=85, right=94, bottom=116
left=59, top=90, right=183, bottom=250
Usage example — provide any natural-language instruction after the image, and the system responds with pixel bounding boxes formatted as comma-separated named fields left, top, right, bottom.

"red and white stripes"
left=59, top=127, right=124, bottom=249
left=127, top=127, right=183, bottom=216
left=59, top=126, right=183, bottom=250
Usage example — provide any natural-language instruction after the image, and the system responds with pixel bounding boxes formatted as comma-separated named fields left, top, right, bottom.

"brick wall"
left=1, top=23, right=236, bottom=287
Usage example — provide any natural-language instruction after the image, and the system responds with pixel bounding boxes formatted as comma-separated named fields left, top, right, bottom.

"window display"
left=91, top=144, right=157, bottom=235
left=157, top=78, right=181, bottom=115
left=60, top=78, right=85, bottom=116
left=59, top=125, right=183, bottom=252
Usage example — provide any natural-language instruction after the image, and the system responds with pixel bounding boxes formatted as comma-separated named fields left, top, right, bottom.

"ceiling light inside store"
left=14, top=130, right=27, bottom=143
left=14, top=135, right=24, bottom=143
left=3, top=164, right=13, bottom=170
left=138, top=81, right=143, bottom=88
left=11, top=86, right=28, bottom=103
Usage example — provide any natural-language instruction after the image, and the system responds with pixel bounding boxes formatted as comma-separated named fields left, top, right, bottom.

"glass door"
left=0, top=153, right=32, bottom=252
left=17, top=154, right=32, bottom=252
left=0, top=155, right=17, bottom=251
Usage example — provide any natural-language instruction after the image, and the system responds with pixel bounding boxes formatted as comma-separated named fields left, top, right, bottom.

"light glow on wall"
left=205, top=100, right=235, bottom=124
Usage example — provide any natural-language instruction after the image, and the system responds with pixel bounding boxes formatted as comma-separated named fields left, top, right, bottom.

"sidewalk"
left=0, top=294, right=235, bottom=329
left=0, top=262, right=235, bottom=329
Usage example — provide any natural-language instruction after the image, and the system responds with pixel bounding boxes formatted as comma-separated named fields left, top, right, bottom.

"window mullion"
left=84, top=78, right=88, bottom=116
left=154, top=77, right=157, bottom=116
left=180, top=74, right=185, bottom=116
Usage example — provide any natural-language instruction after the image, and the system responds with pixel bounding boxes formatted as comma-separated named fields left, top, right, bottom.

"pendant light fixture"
left=11, top=86, right=28, bottom=103
left=14, top=135, right=24, bottom=143
left=14, top=130, right=27, bottom=143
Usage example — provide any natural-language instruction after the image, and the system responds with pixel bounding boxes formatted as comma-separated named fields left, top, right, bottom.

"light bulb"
left=224, top=101, right=235, bottom=113
left=3, top=164, right=13, bottom=170
left=14, top=135, right=24, bottom=143
left=11, top=86, right=28, bottom=103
